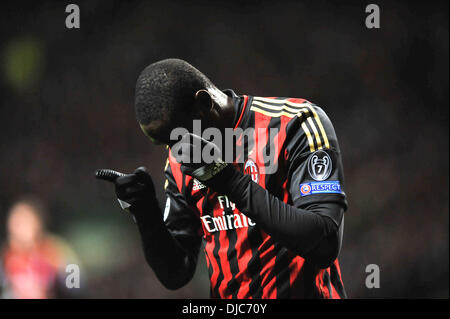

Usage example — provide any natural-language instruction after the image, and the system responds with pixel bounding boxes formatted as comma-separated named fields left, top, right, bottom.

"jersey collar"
left=222, top=89, right=247, bottom=129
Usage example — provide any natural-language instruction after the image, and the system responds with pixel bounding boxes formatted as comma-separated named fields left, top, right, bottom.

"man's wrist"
left=192, top=160, right=228, bottom=182
left=129, top=197, right=162, bottom=223
left=202, top=164, right=251, bottom=200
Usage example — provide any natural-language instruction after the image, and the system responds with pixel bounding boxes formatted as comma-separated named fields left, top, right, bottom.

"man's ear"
left=194, top=89, right=214, bottom=115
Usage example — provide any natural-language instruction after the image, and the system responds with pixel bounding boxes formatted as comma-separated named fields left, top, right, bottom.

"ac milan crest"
left=244, top=159, right=259, bottom=183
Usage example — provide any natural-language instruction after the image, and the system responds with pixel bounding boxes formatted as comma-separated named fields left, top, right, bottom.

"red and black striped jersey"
left=163, top=89, right=347, bottom=298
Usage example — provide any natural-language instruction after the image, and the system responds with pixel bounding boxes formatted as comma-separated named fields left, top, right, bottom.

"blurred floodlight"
left=2, top=36, right=44, bottom=92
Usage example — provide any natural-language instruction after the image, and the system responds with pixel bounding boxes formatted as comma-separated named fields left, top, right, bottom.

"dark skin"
left=140, top=88, right=236, bottom=147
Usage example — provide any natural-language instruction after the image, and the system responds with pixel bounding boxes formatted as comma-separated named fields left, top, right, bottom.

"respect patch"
left=300, top=181, right=342, bottom=197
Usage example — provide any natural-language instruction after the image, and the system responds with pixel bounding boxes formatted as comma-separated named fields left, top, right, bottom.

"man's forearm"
left=132, top=209, right=198, bottom=290
left=205, top=165, right=343, bottom=267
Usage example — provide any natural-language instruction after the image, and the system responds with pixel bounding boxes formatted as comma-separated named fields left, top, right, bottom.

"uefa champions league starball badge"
left=308, top=150, right=332, bottom=181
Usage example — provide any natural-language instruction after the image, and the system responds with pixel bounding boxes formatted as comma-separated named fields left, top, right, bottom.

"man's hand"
left=95, top=167, right=159, bottom=216
left=172, top=133, right=228, bottom=182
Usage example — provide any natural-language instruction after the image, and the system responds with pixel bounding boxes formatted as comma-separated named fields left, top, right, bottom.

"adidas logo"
left=193, top=179, right=206, bottom=191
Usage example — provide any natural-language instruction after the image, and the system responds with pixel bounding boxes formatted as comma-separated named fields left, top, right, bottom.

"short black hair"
left=135, top=58, right=213, bottom=126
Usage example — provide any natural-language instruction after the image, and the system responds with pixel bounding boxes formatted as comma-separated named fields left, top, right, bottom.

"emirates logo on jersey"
left=200, top=196, right=256, bottom=234
left=244, top=159, right=259, bottom=183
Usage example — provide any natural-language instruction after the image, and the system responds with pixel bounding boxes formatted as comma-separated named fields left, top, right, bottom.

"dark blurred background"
left=0, top=0, right=448, bottom=298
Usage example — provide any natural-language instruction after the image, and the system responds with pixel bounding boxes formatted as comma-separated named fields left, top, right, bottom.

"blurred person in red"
left=1, top=196, right=77, bottom=298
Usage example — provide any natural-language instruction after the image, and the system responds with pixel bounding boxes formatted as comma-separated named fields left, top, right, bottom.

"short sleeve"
left=286, top=104, right=348, bottom=213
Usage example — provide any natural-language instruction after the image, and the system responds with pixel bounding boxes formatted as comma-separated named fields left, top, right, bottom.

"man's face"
left=140, top=120, right=171, bottom=146
left=140, top=116, right=193, bottom=148
left=140, top=107, right=213, bottom=147
left=139, top=97, right=220, bottom=147
left=8, top=204, right=43, bottom=249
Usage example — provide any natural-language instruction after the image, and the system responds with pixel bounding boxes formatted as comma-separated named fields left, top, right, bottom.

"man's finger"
left=134, top=167, right=153, bottom=185
left=118, top=185, right=148, bottom=201
left=116, top=174, right=138, bottom=186
left=95, top=169, right=126, bottom=182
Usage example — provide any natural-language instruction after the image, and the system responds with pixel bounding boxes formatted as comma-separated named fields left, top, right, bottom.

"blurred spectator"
left=0, top=196, right=78, bottom=299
